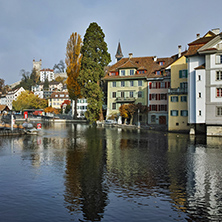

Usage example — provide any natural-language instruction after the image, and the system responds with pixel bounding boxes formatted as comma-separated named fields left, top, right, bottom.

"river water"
left=0, top=123, right=222, bottom=222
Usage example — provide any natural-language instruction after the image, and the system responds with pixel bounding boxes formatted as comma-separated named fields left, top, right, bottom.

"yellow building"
left=168, top=54, right=190, bottom=132
left=48, top=91, right=70, bottom=109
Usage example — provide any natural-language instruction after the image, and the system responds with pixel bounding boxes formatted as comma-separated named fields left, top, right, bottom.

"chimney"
left=196, top=33, right=200, bottom=39
left=178, top=45, right=182, bottom=58
left=212, top=28, right=220, bottom=35
left=153, top=56, right=157, bottom=62
left=129, top=53, right=133, bottom=59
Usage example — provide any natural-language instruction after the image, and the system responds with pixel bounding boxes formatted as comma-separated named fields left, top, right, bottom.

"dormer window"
left=156, top=71, right=161, bottom=75
left=139, top=70, right=145, bottom=74
left=120, top=70, right=125, bottom=76
left=130, top=70, right=134, bottom=75
left=55, top=95, right=58, bottom=97
left=159, top=61, right=165, bottom=66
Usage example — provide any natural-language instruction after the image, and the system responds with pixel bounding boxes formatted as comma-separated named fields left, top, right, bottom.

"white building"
left=40, top=68, right=55, bottom=82
left=71, top=99, right=88, bottom=118
left=6, top=87, right=25, bottom=109
left=0, top=96, right=6, bottom=105
left=186, top=28, right=222, bottom=135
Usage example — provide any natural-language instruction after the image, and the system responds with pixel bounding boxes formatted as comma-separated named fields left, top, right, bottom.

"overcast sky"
left=1, top=0, right=222, bottom=85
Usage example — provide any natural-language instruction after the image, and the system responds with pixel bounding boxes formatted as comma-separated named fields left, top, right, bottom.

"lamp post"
left=138, top=108, right=140, bottom=128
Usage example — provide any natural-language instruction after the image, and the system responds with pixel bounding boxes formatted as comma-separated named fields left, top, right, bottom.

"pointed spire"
left=115, top=42, right=123, bottom=62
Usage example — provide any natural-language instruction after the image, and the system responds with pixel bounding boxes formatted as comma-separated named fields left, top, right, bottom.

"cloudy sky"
left=1, top=0, right=222, bottom=85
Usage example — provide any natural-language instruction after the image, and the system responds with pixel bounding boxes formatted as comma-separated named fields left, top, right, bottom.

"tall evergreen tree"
left=79, top=22, right=111, bottom=124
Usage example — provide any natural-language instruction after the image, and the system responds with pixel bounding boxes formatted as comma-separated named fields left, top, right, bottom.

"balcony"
left=168, top=88, right=187, bottom=95
left=116, top=97, right=136, bottom=103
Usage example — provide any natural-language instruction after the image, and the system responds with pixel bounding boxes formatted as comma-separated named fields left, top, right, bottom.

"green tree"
left=12, top=91, right=47, bottom=111
left=53, top=60, right=65, bottom=73
left=43, top=78, right=49, bottom=90
left=65, top=32, right=82, bottom=119
left=18, top=69, right=39, bottom=90
left=79, top=22, right=111, bottom=124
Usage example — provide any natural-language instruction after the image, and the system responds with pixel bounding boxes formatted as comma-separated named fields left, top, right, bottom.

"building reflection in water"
left=11, top=123, right=222, bottom=221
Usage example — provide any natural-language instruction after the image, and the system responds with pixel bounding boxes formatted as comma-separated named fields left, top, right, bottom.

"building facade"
left=48, top=91, right=70, bottom=109
left=168, top=54, right=189, bottom=132
left=5, top=87, right=25, bottom=109
left=40, top=69, right=55, bottom=82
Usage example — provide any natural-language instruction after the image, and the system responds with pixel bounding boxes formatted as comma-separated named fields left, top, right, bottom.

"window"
left=121, top=92, right=125, bottom=98
left=160, top=105, right=166, bottom=111
left=216, top=54, right=222, bottom=64
left=130, top=70, right=134, bottom=75
left=181, top=110, right=188, bottom=116
left=171, top=96, right=178, bottom=102
left=121, top=81, right=125, bottom=87
left=198, top=92, right=201, bottom=98
left=112, top=103, right=116, bottom=110
left=152, top=82, right=157, bottom=88
left=179, top=69, right=188, bottom=78
left=130, top=91, right=134, bottom=97
left=171, top=110, right=178, bottom=116
left=151, top=94, right=156, bottom=100
left=160, top=94, right=167, bottom=100
left=180, top=82, right=188, bottom=89
left=217, top=88, right=222, bottom=97
left=216, top=71, right=222, bottom=80
left=156, top=71, right=161, bottom=75
left=151, top=105, right=157, bottom=111
left=217, top=107, right=222, bottom=116
left=181, top=96, right=187, bottom=102
left=139, top=70, right=145, bottom=74
left=138, top=80, right=142, bottom=86
left=151, top=115, right=156, bottom=122
left=112, top=82, right=116, bottom=87
left=199, top=110, right=202, bottom=116
left=130, top=81, right=134, bottom=86
left=138, top=91, right=142, bottom=98
left=112, top=92, right=116, bottom=98
left=198, top=75, right=201, bottom=81
left=160, top=82, right=165, bottom=88
left=159, top=61, right=164, bottom=66
left=121, top=70, right=125, bottom=76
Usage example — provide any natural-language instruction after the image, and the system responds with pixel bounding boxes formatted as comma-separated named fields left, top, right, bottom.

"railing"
left=168, top=88, right=187, bottom=94
left=116, top=97, right=136, bottom=102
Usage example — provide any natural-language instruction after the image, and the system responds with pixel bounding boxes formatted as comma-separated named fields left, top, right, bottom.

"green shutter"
left=179, top=70, right=182, bottom=78
left=185, top=69, right=188, bottom=78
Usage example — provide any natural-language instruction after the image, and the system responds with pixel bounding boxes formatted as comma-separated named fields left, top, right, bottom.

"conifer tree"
left=79, top=22, right=111, bottom=124
left=65, top=32, right=82, bottom=119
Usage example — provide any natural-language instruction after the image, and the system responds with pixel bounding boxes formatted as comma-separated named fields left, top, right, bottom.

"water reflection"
left=0, top=124, right=222, bottom=221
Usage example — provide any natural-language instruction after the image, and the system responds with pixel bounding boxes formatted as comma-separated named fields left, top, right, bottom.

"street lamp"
left=138, top=109, right=140, bottom=128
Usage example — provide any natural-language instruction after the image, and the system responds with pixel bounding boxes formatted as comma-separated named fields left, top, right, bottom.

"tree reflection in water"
left=64, top=125, right=108, bottom=221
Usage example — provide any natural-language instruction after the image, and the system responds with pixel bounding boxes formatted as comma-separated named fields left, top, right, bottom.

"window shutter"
left=149, top=83, right=152, bottom=89
left=185, top=69, right=188, bottom=78
left=168, top=82, right=170, bottom=88
left=179, top=70, right=182, bottom=78
left=149, top=94, right=152, bottom=100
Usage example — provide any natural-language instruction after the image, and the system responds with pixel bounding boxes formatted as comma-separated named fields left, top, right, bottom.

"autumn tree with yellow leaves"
left=65, top=32, right=82, bottom=119
left=12, top=91, right=47, bottom=111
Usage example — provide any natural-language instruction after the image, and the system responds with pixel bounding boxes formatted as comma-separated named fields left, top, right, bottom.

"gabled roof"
left=104, top=55, right=175, bottom=80
left=185, top=31, right=217, bottom=57
left=0, top=105, right=10, bottom=111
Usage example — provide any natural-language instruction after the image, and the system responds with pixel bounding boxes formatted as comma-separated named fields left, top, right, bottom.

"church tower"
left=115, top=42, right=123, bottom=62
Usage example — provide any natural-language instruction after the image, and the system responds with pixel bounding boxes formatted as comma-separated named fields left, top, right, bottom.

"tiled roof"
left=185, top=31, right=217, bottom=57
left=104, top=55, right=175, bottom=80
left=0, top=105, right=10, bottom=111
left=49, top=91, right=69, bottom=99
left=195, top=64, right=205, bottom=70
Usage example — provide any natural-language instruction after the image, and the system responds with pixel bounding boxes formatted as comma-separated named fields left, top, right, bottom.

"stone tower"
left=33, top=59, right=42, bottom=75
